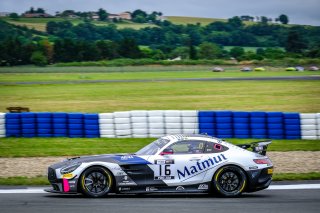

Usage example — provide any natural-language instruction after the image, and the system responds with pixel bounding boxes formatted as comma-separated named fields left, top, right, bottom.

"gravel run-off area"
left=0, top=151, right=319, bottom=178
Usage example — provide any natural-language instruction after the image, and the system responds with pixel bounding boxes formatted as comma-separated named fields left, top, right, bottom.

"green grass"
left=0, top=176, right=49, bottom=185
left=165, top=16, right=226, bottom=25
left=0, top=66, right=319, bottom=83
left=0, top=138, right=319, bottom=157
left=1, top=172, right=320, bottom=185
left=1, top=17, right=157, bottom=32
left=0, top=79, right=319, bottom=112
left=272, top=172, right=320, bottom=181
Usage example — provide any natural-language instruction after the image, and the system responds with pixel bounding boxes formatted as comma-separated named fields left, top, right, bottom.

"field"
left=1, top=17, right=157, bottom=31
left=0, top=66, right=318, bottom=81
left=0, top=66, right=319, bottom=112
left=165, top=16, right=254, bottom=26
left=0, top=79, right=319, bottom=112
left=165, top=16, right=226, bottom=25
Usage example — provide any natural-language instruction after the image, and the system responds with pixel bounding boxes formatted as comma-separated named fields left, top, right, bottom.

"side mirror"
left=160, top=148, right=174, bottom=155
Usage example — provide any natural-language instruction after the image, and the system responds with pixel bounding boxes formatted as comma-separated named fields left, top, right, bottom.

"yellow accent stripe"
left=239, top=180, right=246, bottom=192
left=215, top=168, right=224, bottom=182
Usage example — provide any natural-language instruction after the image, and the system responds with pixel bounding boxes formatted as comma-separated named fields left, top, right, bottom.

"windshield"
left=135, top=138, right=170, bottom=155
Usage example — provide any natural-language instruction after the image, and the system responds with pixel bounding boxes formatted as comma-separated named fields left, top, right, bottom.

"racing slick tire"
left=212, top=165, right=247, bottom=197
left=79, top=166, right=114, bottom=198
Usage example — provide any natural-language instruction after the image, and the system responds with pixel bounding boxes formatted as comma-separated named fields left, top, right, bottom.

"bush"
left=30, top=51, right=48, bottom=67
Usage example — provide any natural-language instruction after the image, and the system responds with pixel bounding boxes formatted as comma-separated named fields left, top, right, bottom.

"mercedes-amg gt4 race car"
left=46, top=134, right=273, bottom=197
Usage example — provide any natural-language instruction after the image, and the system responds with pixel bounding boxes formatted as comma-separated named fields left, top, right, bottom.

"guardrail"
left=0, top=111, right=319, bottom=139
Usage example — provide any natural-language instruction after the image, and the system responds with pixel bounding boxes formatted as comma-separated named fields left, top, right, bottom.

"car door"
left=147, top=140, right=209, bottom=186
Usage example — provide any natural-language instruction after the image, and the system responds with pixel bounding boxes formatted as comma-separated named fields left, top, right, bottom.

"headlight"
left=60, top=162, right=82, bottom=174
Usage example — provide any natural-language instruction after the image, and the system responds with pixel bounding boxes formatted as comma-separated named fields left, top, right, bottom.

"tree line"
left=0, top=15, right=319, bottom=66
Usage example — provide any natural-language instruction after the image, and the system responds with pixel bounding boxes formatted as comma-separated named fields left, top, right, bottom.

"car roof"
left=161, top=134, right=220, bottom=143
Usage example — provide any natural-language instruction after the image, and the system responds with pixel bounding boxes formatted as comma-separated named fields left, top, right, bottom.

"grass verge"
left=0, top=69, right=318, bottom=83
left=1, top=172, right=319, bottom=185
left=0, top=138, right=319, bottom=157
left=272, top=172, right=320, bottom=181
left=1, top=80, right=319, bottom=113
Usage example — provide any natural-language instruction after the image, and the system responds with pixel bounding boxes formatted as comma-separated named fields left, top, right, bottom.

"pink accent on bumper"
left=62, top=178, right=70, bottom=192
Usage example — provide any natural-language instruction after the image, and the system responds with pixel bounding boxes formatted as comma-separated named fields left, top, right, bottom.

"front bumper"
left=47, top=167, right=79, bottom=194
left=246, top=167, right=273, bottom=192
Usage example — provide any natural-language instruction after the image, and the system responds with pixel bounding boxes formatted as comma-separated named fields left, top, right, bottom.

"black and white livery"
left=46, top=134, right=273, bottom=197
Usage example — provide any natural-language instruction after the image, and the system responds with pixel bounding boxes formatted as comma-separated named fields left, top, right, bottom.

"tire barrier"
left=0, top=113, right=6, bottom=138
left=1, top=111, right=320, bottom=139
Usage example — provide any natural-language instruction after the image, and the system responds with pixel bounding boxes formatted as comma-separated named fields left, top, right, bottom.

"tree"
left=133, top=15, right=146, bottom=23
left=285, top=30, right=307, bottom=53
left=97, top=8, right=108, bottom=21
left=260, top=16, right=269, bottom=24
left=118, top=38, right=141, bottom=58
left=229, top=46, right=245, bottom=58
left=279, top=14, right=289, bottom=24
left=189, top=43, right=197, bottom=60
left=30, top=51, right=47, bottom=66
left=132, top=9, right=147, bottom=19
left=36, top=8, right=45, bottom=13
left=96, top=40, right=119, bottom=59
left=228, top=16, right=243, bottom=28
left=9, top=13, right=19, bottom=20
left=39, top=39, right=54, bottom=63
left=198, top=42, right=222, bottom=59
left=29, top=7, right=35, bottom=14
left=170, top=46, right=189, bottom=59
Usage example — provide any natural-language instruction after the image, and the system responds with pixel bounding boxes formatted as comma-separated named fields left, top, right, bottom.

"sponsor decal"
left=146, top=187, right=158, bottom=192
left=176, top=186, right=185, bottom=191
left=113, top=155, right=150, bottom=164
left=267, top=168, right=273, bottom=174
left=62, top=173, right=73, bottom=179
left=155, top=159, right=175, bottom=165
left=177, top=154, right=228, bottom=180
left=117, top=175, right=137, bottom=186
left=198, top=184, right=209, bottom=190
left=121, top=155, right=134, bottom=160
left=119, top=187, right=131, bottom=191
left=116, top=171, right=126, bottom=176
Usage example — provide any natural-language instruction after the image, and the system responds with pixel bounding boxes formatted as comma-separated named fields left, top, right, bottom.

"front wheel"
left=212, top=165, right=247, bottom=197
left=79, top=166, right=113, bottom=198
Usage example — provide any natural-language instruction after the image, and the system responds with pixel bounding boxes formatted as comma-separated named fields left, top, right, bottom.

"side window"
left=204, top=142, right=229, bottom=153
left=167, top=140, right=205, bottom=154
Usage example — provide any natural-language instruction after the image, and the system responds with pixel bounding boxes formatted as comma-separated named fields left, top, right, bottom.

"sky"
left=0, top=0, right=319, bottom=26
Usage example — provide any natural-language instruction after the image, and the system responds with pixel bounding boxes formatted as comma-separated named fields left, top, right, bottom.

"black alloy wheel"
left=80, top=166, right=113, bottom=198
left=213, top=165, right=247, bottom=197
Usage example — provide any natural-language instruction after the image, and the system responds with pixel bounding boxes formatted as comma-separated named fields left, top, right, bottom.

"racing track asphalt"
left=0, top=181, right=319, bottom=213
left=1, top=75, right=320, bottom=85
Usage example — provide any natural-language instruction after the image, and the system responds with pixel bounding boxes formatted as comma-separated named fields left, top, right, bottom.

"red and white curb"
left=0, top=184, right=320, bottom=193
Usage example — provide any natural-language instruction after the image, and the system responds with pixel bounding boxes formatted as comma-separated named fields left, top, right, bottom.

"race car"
left=46, top=134, right=273, bottom=198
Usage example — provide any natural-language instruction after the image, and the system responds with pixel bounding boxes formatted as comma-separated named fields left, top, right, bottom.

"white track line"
left=0, top=184, right=320, bottom=194
left=0, top=188, right=47, bottom=194
left=267, top=184, right=320, bottom=190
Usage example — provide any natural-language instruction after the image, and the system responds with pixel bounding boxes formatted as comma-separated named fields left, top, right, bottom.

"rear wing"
left=237, top=140, right=272, bottom=156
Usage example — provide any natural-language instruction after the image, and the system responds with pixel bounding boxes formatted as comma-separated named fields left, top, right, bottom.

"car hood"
left=49, top=153, right=151, bottom=169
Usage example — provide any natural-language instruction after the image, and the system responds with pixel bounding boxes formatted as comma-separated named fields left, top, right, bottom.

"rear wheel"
left=212, top=165, right=247, bottom=197
left=79, top=166, right=113, bottom=198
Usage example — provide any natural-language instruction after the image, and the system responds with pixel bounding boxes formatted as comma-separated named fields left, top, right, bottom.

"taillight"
left=253, top=158, right=272, bottom=165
